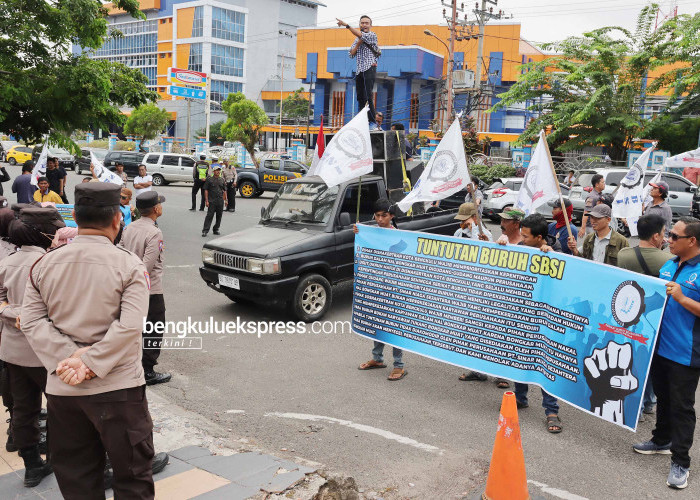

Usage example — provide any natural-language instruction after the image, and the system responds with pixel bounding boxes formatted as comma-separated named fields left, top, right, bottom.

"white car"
left=483, top=177, right=570, bottom=221
left=142, top=152, right=196, bottom=186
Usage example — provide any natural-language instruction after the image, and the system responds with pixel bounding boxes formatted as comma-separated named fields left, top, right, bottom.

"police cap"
left=135, top=190, right=166, bottom=210
left=19, top=206, right=66, bottom=229
left=74, top=183, right=121, bottom=207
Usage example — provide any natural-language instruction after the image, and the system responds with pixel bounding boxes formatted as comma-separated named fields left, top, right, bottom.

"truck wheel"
left=76, top=163, right=83, bottom=175
left=292, top=274, right=332, bottom=322
left=152, top=174, right=165, bottom=186
left=239, top=181, right=257, bottom=198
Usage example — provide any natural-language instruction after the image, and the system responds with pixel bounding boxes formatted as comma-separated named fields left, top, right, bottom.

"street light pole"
left=424, top=29, right=451, bottom=132
left=446, top=0, right=457, bottom=131
left=278, top=53, right=285, bottom=152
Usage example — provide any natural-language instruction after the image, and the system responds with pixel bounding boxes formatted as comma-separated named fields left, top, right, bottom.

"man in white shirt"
left=133, top=164, right=153, bottom=198
left=453, top=203, right=492, bottom=241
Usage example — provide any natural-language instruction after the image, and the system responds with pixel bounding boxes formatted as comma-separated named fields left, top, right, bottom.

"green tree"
left=194, top=121, right=225, bottom=146
left=0, top=0, right=157, bottom=151
left=281, top=88, right=310, bottom=123
left=461, top=115, right=487, bottom=156
left=220, top=92, right=268, bottom=167
left=491, top=4, right=676, bottom=163
left=645, top=116, right=700, bottom=155
left=643, top=12, right=700, bottom=118
left=124, top=104, right=170, bottom=142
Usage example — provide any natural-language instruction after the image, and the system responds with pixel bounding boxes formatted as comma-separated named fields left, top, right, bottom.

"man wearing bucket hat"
left=644, top=180, right=673, bottom=236
left=453, top=202, right=492, bottom=241
left=120, top=191, right=171, bottom=386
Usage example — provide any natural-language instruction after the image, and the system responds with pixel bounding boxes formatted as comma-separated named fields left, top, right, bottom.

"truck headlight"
left=247, top=257, right=281, bottom=275
left=202, top=248, right=215, bottom=265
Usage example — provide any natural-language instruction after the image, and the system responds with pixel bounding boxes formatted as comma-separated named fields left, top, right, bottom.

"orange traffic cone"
left=483, top=391, right=529, bottom=500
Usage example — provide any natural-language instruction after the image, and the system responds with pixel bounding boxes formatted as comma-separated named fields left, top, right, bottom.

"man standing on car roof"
left=191, top=154, right=209, bottom=212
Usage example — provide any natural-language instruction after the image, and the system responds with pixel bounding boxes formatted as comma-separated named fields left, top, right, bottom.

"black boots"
left=20, top=444, right=52, bottom=487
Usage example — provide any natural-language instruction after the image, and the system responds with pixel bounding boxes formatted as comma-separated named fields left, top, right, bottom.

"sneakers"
left=633, top=440, right=672, bottom=455
left=145, top=371, right=172, bottom=386
left=667, top=462, right=689, bottom=489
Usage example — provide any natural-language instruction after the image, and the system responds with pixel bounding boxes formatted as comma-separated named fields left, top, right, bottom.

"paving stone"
left=168, top=446, right=214, bottom=462
left=233, top=464, right=281, bottom=487
left=191, top=482, right=260, bottom=500
left=151, top=456, right=194, bottom=482
left=272, top=458, right=317, bottom=475
left=0, top=471, right=42, bottom=499
left=261, top=469, right=307, bottom=494
left=190, top=453, right=279, bottom=482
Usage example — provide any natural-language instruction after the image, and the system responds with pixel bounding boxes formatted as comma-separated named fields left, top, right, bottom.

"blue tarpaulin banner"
left=352, top=226, right=668, bottom=431
left=55, top=204, right=76, bottom=227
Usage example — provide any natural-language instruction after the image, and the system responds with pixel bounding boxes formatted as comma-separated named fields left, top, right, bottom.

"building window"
left=212, top=7, right=245, bottom=43
left=410, top=93, right=419, bottom=130
left=188, top=43, right=203, bottom=73
left=211, top=44, right=243, bottom=77
left=93, top=20, right=158, bottom=57
left=192, top=6, right=204, bottom=38
left=211, top=80, right=243, bottom=103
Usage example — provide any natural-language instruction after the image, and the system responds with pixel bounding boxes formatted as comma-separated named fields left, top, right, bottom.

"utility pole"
left=278, top=53, right=285, bottom=152
left=439, top=2, right=469, bottom=131
left=471, top=0, right=510, bottom=130
left=186, top=98, right=191, bottom=150
left=205, top=78, right=211, bottom=143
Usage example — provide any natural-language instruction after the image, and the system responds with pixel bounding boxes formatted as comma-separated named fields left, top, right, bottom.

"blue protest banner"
left=167, top=85, right=206, bottom=100
left=55, top=204, right=76, bottom=227
left=352, top=225, right=668, bottom=431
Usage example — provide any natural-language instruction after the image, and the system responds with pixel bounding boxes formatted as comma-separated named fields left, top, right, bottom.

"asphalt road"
left=2, top=162, right=698, bottom=499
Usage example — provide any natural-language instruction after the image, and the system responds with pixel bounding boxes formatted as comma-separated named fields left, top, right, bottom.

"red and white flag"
left=307, top=115, right=325, bottom=176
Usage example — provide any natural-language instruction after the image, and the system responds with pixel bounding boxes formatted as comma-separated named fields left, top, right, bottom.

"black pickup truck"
left=236, top=157, right=308, bottom=199
left=200, top=175, right=459, bottom=321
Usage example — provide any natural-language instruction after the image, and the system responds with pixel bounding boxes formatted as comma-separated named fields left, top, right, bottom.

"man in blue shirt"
left=633, top=216, right=700, bottom=489
left=547, top=197, right=578, bottom=255
left=11, top=162, right=37, bottom=203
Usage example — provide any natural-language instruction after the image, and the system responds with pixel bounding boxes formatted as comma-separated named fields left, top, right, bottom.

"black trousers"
left=142, top=294, right=166, bottom=373
left=651, top=354, right=700, bottom=468
left=226, top=182, right=236, bottom=211
left=203, top=199, right=224, bottom=233
left=0, top=360, right=13, bottom=419
left=356, top=66, right=377, bottom=123
left=191, top=179, right=206, bottom=210
left=48, top=386, right=154, bottom=500
left=6, top=364, right=46, bottom=449
left=60, top=192, right=69, bottom=204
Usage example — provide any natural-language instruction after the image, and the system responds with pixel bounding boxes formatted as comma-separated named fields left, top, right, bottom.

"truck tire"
left=152, top=174, right=165, bottom=186
left=252, top=190, right=263, bottom=198
left=76, top=163, right=83, bottom=175
left=291, top=273, right=332, bottom=322
left=239, top=181, right=257, bottom=198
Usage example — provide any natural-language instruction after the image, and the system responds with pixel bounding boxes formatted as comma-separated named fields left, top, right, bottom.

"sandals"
left=546, top=414, right=563, bottom=434
left=458, top=372, right=487, bottom=381
left=358, top=360, right=386, bottom=370
left=388, top=368, right=407, bottom=381
left=496, top=379, right=510, bottom=389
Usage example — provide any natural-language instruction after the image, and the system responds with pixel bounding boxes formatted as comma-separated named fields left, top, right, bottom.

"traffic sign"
left=167, top=85, right=206, bottom=100
left=167, top=67, right=207, bottom=87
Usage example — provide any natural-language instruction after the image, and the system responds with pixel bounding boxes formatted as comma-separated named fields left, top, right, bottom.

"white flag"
left=397, top=118, right=470, bottom=212
left=30, top=143, right=48, bottom=186
left=612, top=143, right=655, bottom=219
left=642, top=169, right=662, bottom=210
left=665, top=147, right=700, bottom=170
left=91, top=151, right=124, bottom=185
left=315, top=107, right=373, bottom=188
left=515, top=130, right=559, bottom=215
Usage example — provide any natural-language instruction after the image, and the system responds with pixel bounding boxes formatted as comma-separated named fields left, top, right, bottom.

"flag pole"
left=541, top=130, right=573, bottom=239
left=356, top=176, right=363, bottom=223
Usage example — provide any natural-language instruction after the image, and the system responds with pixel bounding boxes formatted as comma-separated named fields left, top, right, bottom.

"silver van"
left=142, top=153, right=196, bottom=186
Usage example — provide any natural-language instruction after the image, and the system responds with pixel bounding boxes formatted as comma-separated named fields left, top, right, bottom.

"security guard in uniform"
left=21, top=183, right=156, bottom=498
left=120, top=191, right=171, bottom=385
left=191, top=154, right=209, bottom=211
left=0, top=207, right=65, bottom=487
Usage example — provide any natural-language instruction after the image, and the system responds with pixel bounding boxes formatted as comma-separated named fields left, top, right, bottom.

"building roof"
left=294, top=0, right=326, bottom=6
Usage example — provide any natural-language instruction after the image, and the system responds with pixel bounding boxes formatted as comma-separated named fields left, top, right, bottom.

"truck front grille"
left=213, top=251, right=248, bottom=271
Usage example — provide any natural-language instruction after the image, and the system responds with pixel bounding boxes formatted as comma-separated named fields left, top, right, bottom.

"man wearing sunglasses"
left=633, top=217, right=700, bottom=489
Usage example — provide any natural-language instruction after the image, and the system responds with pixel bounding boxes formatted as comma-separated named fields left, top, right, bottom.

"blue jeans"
left=514, top=383, right=559, bottom=415
left=372, top=342, right=404, bottom=369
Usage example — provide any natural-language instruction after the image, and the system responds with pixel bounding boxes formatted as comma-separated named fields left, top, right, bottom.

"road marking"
left=264, top=412, right=443, bottom=454
left=528, top=480, right=588, bottom=500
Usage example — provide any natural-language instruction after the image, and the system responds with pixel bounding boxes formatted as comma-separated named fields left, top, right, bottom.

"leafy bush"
left=87, top=139, right=109, bottom=149
left=469, top=163, right=516, bottom=185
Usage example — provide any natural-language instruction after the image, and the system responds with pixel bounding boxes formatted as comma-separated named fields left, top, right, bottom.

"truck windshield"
left=263, top=183, right=339, bottom=224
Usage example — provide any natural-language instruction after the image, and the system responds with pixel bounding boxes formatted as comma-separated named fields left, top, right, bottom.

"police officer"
left=120, top=191, right=171, bottom=385
left=21, top=183, right=156, bottom=498
left=202, top=165, right=227, bottom=237
left=0, top=207, right=65, bottom=487
left=191, top=154, right=209, bottom=211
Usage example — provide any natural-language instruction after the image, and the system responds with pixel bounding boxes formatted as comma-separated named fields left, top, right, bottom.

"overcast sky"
left=316, top=0, right=700, bottom=45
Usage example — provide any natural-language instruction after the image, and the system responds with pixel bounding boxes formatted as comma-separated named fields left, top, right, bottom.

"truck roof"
left=288, top=174, right=384, bottom=186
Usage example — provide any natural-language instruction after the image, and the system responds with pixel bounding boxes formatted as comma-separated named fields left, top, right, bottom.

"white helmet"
left=212, top=156, right=219, bottom=162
